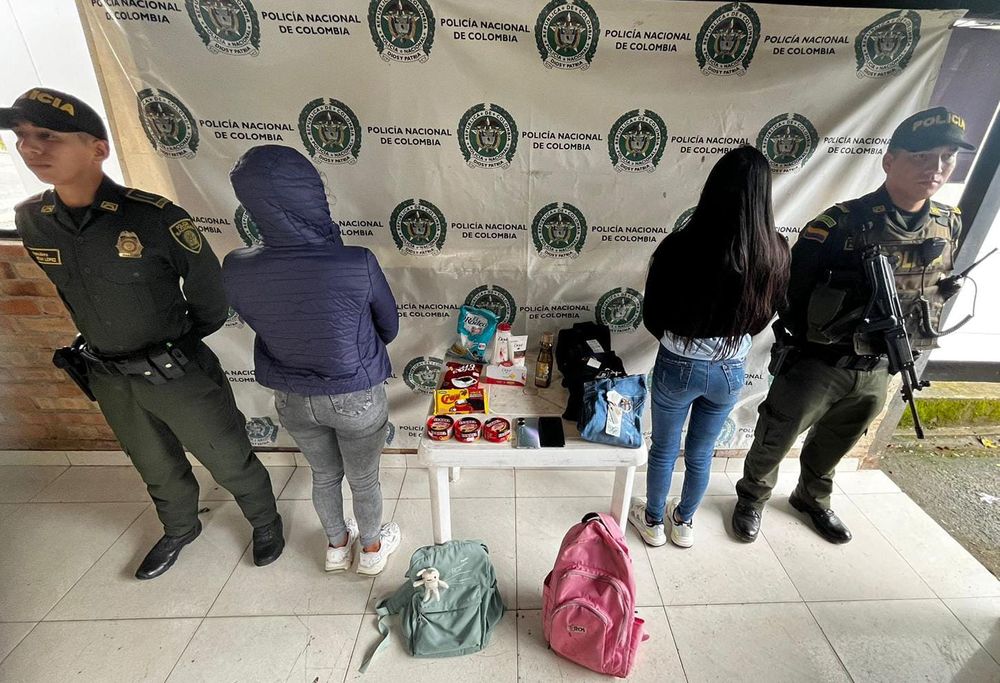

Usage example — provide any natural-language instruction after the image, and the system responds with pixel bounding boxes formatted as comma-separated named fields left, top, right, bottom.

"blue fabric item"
left=577, top=374, right=647, bottom=449
left=659, top=332, right=752, bottom=361
left=222, top=145, right=399, bottom=396
left=645, top=346, right=745, bottom=523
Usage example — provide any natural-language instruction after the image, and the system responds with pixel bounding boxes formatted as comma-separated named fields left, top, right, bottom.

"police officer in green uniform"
left=732, top=107, right=973, bottom=544
left=2, top=88, right=284, bottom=578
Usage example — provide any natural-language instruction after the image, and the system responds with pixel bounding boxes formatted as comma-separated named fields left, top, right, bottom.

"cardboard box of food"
left=435, top=362, right=489, bottom=414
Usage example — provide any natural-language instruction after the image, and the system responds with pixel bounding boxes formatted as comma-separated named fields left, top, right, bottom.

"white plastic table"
left=416, top=384, right=648, bottom=543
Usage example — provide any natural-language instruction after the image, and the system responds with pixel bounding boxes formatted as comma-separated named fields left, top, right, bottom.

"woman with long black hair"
left=630, top=145, right=790, bottom=548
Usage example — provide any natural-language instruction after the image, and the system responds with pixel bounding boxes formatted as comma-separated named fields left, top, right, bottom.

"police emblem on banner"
left=234, top=205, right=262, bottom=246
left=595, top=287, right=643, bottom=333
left=369, top=0, right=435, bottom=63
left=246, top=417, right=279, bottom=446
left=385, top=421, right=396, bottom=446
left=464, top=284, right=517, bottom=324
left=608, top=109, right=667, bottom=173
left=458, top=103, right=518, bottom=169
left=390, top=199, right=447, bottom=255
left=298, top=98, right=362, bottom=165
left=136, top=88, right=199, bottom=159
left=535, top=0, right=600, bottom=70
left=854, top=10, right=920, bottom=79
left=403, top=356, right=443, bottom=393
left=532, top=202, right=587, bottom=258
left=225, top=306, right=245, bottom=328
left=673, top=206, right=696, bottom=233
left=757, top=113, right=819, bottom=173
left=696, top=2, right=761, bottom=76
left=186, top=0, right=261, bottom=56
left=715, top=416, right=737, bottom=447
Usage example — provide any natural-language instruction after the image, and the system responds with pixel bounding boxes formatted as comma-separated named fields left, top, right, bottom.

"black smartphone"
left=538, top=416, right=565, bottom=447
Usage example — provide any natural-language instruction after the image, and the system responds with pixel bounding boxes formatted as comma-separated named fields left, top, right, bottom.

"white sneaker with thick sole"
left=627, top=496, right=666, bottom=547
left=357, top=521, right=401, bottom=576
left=325, top=518, right=359, bottom=571
left=667, top=498, right=694, bottom=548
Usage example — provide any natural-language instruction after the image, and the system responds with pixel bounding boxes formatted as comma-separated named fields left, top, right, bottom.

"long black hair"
left=648, top=145, right=790, bottom=358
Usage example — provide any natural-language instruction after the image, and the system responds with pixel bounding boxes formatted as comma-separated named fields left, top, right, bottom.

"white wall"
left=0, top=0, right=123, bottom=196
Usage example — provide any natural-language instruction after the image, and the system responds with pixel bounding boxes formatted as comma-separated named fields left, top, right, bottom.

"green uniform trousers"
left=735, top=355, right=889, bottom=511
left=88, top=342, right=278, bottom=536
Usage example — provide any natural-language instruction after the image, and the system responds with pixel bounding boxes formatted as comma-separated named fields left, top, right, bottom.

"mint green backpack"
left=360, top=540, right=506, bottom=672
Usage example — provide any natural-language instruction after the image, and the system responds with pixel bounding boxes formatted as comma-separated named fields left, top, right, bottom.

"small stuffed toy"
left=413, top=567, right=449, bottom=603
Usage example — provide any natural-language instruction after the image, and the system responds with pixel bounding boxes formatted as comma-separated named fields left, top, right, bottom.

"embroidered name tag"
left=28, top=248, right=62, bottom=265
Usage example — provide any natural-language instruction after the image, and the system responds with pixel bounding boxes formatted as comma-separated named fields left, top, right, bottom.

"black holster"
left=52, top=335, right=96, bottom=401
left=768, top=322, right=800, bottom=377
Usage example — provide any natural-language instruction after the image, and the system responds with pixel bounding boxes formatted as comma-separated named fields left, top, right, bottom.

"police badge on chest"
left=116, top=231, right=144, bottom=258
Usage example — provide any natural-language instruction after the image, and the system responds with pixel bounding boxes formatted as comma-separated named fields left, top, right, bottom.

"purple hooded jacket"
left=222, top=145, right=398, bottom=396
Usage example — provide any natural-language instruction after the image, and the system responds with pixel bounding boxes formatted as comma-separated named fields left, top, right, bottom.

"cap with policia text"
left=889, top=106, right=975, bottom=153
left=0, top=88, right=108, bottom=140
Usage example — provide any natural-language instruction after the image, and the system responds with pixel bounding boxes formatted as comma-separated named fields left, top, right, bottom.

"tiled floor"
left=0, top=456, right=997, bottom=682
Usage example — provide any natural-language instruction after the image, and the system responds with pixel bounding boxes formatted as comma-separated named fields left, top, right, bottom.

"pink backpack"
left=542, top=512, right=647, bottom=677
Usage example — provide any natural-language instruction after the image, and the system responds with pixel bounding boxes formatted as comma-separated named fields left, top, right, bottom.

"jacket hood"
left=230, top=144, right=342, bottom=248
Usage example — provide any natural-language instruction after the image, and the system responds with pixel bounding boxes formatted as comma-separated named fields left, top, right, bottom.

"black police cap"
left=889, top=106, right=975, bottom=153
left=0, top=88, right=108, bottom=140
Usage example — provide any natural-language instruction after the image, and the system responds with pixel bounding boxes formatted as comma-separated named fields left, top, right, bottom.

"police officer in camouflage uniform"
left=2, top=88, right=283, bottom=578
left=732, top=107, right=973, bottom=544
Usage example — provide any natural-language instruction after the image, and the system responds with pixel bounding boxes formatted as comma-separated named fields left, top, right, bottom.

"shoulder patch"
left=169, top=219, right=203, bottom=254
left=953, top=206, right=961, bottom=215
left=125, top=188, right=171, bottom=209
left=801, top=225, right=829, bottom=243
left=814, top=214, right=837, bottom=229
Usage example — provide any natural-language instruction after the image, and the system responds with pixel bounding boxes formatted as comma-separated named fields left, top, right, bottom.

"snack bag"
left=450, top=306, right=499, bottom=362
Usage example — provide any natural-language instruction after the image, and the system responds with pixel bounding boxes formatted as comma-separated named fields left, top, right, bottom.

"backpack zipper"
left=561, top=568, right=629, bottom=645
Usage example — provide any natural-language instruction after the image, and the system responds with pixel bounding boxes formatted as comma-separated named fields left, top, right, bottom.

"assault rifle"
left=858, top=246, right=928, bottom=438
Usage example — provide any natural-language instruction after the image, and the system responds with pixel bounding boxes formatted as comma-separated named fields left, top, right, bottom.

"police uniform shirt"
left=15, top=176, right=228, bottom=356
left=782, top=184, right=960, bottom=354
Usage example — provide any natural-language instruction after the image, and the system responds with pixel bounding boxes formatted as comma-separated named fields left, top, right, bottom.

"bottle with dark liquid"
left=534, top=332, right=554, bottom=388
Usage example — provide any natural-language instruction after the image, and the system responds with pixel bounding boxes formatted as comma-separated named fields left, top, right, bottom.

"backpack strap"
left=358, top=587, right=412, bottom=673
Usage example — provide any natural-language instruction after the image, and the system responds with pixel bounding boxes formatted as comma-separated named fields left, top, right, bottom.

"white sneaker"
left=357, top=522, right=401, bottom=576
left=325, top=518, right=359, bottom=571
left=667, top=498, right=694, bottom=548
left=628, top=497, right=666, bottom=547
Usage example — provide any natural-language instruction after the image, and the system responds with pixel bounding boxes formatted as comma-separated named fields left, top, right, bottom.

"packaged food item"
left=434, top=362, right=489, bottom=414
left=426, top=415, right=454, bottom=441
left=484, top=363, right=527, bottom=387
left=454, top=416, right=482, bottom=442
left=483, top=417, right=511, bottom=443
left=449, top=306, right=499, bottom=362
left=509, top=335, right=528, bottom=367
left=492, top=322, right=511, bottom=365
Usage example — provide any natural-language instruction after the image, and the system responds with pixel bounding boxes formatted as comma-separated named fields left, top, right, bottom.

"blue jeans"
left=646, top=346, right=745, bottom=523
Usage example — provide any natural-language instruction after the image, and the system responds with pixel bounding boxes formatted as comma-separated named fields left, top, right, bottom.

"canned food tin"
left=426, top=415, right=454, bottom=441
left=483, top=416, right=511, bottom=443
left=454, top=416, right=482, bottom=443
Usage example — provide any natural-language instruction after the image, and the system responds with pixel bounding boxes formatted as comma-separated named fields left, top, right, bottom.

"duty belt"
left=80, top=340, right=192, bottom=384
left=803, top=344, right=886, bottom=372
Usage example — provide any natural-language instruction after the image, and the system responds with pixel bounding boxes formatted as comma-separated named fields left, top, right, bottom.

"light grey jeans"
left=274, top=385, right=389, bottom=548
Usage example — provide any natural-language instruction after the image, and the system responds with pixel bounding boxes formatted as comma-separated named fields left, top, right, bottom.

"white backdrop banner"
left=77, top=0, right=961, bottom=450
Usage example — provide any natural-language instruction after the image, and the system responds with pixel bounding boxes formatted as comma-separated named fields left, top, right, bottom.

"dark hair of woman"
left=643, top=145, right=790, bottom=358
